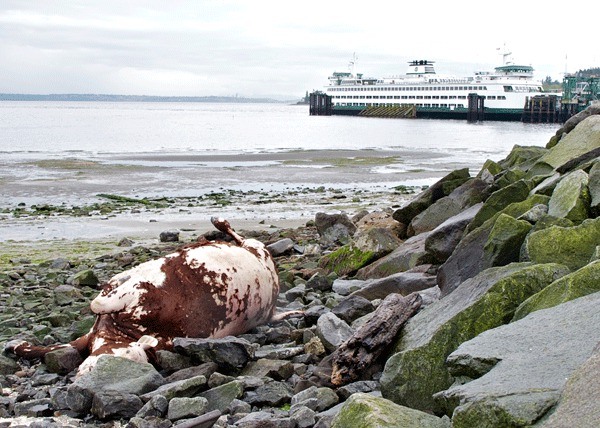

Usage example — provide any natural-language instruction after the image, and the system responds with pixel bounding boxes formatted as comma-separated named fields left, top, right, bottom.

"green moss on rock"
left=467, top=180, right=531, bottom=232
left=331, top=393, right=451, bottom=428
left=380, top=263, right=569, bottom=414
left=484, top=214, right=532, bottom=266
left=524, top=217, right=600, bottom=271
left=513, top=260, right=600, bottom=321
left=319, top=244, right=377, bottom=277
left=547, top=170, right=590, bottom=223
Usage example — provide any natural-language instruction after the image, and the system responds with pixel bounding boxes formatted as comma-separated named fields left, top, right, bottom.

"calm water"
left=0, top=101, right=556, bottom=158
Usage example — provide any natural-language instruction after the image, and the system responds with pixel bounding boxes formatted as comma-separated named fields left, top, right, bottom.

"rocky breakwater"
left=0, top=104, right=599, bottom=428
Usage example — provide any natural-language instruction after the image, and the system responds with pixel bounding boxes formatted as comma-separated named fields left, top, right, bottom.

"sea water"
left=0, top=101, right=559, bottom=241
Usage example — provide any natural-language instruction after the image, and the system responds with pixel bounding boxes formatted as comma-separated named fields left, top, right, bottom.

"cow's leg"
left=211, top=217, right=245, bottom=246
left=5, top=333, right=91, bottom=361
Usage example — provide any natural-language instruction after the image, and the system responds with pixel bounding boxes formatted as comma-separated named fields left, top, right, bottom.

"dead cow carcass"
left=7, top=217, right=281, bottom=374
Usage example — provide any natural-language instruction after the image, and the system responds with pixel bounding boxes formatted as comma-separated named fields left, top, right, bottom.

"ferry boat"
left=322, top=52, right=550, bottom=120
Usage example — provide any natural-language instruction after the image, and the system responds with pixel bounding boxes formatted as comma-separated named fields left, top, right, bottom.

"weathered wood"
left=330, top=292, right=422, bottom=386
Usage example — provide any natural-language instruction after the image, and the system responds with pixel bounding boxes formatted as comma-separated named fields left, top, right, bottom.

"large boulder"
left=438, top=194, right=551, bottom=295
left=318, top=243, right=379, bottom=277
left=541, top=343, right=600, bottom=427
left=547, top=169, right=590, bottom=223
left=408, top=178, right=490, bottom=237
left=331, top=393, right=451, bottom=428
left=513, top=260, right=600, bottom=321
left=435, top=292, right=600, bottom=427
left=540, top=114, right=600, bottom=169
left=393, top=168, right=471, bottom=225
left=315, top=212, right=357, bottom=246
left=380, top=263, right=570, bottom=414
left=522, top=217, right=600, bottom=271
left=425, top=203, right=482, bottom=264
left=483, top=213, right=532, bottom=267
left=466, top=179, right=531, bottom=233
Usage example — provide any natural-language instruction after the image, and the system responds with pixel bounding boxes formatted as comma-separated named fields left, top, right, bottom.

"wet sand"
left=0, top=148, right=475, bottom=243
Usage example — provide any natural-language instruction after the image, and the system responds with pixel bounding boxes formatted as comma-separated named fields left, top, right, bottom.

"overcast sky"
left=0, top=1, right=596, bottom=100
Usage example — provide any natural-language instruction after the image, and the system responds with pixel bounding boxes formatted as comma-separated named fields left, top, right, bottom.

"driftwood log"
left=330, top=292, right=422, bottom=386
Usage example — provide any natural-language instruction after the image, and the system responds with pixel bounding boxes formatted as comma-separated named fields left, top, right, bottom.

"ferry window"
left=401, top=96, right=407, bottom=99
left=503, top=86, right=513, bottom=92
left=441, top=96, right=448, bottom=99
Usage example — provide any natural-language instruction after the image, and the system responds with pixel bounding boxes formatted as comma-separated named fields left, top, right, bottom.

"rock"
left=173, top=337, right=255, bottom=372
left=290, top=405, right=317, bottom=428
left=392, top=168, right=471, bottom=225
left=234, top=411, right=296, bottom=428
left=156, top=349, right=193, bottom=372
left=318, top=244, right=378, bottom=277
left=245, top=380, right=293, bottom=407
left=136, top=394, right=168, bottom=418
left=53, top=284, right=84, bottom=306
left=267, top=238, right=295, bottom=256
left=517, top=203, right=548, bottom=223
left=159, top=230, right=179, bottom=242
left=332, top=278, right=366, bottom=296
left=337, top=381, right=379, bottom=400
left=306, top=272, right=333, bottom=292
left=350, top=270, right=437, bottom=301
left=436, top=292, right=600, bottom=426
left=498, top=145, right=547, bottom=171
left=164, top=362, right=218, bottom=383
left=316, top=312, right=354, bottom=352
left=197, top=380, right=244, bottom=413
left=331, top=295, right=374, bottom=323
left=409, top=178, right=490, bottom=236
left=91, top=391, right=143, bottom=420
left=167, top=397, right=208, bottom=421
left=380, top=262, right=570, bottom=413
left=331, top=393, right=451, bottom=428
left=0, top=353, right=19, bottom=375
left=70, top=269, right=99, bottom=287
left=547, top=169, right=590, bottom=222
left=483, top=213, right=532, bottom=266
left=466, top=179, right=531, bottom=233
left=513, top=260, right=600, bottom=321
left=541, top=343, right=600, bottom=427
left=304, top=336, right=326, bottom=356
left=589, top=160, right=600, bottom=213
left=353, top=227, right=403, bottom=259
left=356, top=231, right=434, bottom=280
left=438, top=194, right=551, bottom=295
left=241, top=359, right=294, bottom=381
left=140, top=375, right=207, bottom=401
left=523, top=217, right=600, bottom=271
left=425, top=203, right=482, bottom=264
left=66, top=355, right=164, bottom=415
left=291, top=386, right=339, bottom=412
left=539, top=114, right=600, bottom=169
left=315, top=212, right=357, bottom=246
left=355, top=211, right=405, bottom=237
left=44, top=346, right=84, bottom=374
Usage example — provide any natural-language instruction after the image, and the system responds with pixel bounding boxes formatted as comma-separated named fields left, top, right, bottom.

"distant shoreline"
left=0, top=93, right=297, bottom=103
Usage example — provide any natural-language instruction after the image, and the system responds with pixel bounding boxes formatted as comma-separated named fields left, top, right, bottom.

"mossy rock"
left=380, top=262, right=569, bottom=414
left=494, top=168, right=527, bottom=189
left=477, top=159, right=503, bottom=178
left=513, top=260, right=600, bottom=321
left=523, top=217, right=600, bottom=271
left=467, top=180, right=531, bottom=233
left=331, top=393, right=451, bottom=428
left=548, top=169, right=590, bottom=223
left=498, top=145, right=547, bottom=171
left=588, top=160, right=600, bottom=214
left=318, top=244, right=377, bottom=277
left=392, top=168, right=471, bottom=224
left=483, top=214, right=532, bottom=267
left=538, top=115, right=600, bottom=170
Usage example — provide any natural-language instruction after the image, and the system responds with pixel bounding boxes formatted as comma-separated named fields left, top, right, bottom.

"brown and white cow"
left=7, top=217, right=286, bottom=374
